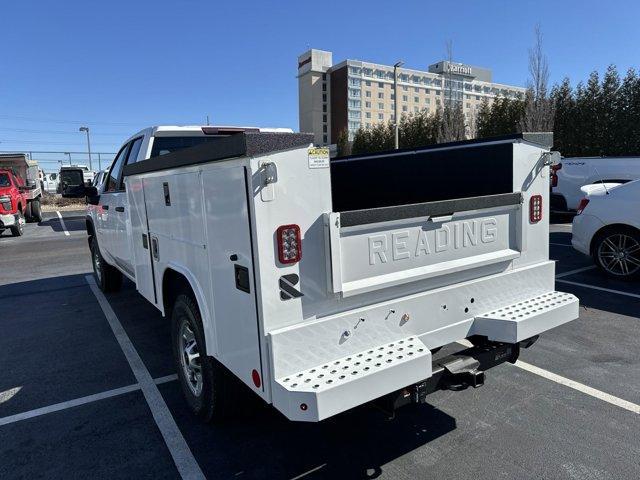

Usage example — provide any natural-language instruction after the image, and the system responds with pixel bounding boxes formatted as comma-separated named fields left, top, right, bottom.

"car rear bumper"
left=571, top=213, right=604, bottom=255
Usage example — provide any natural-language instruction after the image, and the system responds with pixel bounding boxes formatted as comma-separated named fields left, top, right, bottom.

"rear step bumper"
left=472, top=291, right=579, bottom=343
left=270, top=290, right=578, bottom=422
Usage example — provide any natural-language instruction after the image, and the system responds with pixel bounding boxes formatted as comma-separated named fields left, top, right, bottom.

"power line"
left=0, top=127, right=130, bottom=136
left=0, top=139, right=119, bottom=146
left=0, top=114, right=144, bottom=127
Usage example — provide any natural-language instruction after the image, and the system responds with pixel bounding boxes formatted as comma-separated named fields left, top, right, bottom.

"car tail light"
left=277, top=224, right=302, bottom=264
left=529, top=195, right=543, bottom=223
left=576, top=198, right=590, bottom=215
left=550, top=163, right=562, bottom=188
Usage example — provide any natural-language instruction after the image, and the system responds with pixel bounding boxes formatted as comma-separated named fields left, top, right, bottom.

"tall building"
left=298, top=49, right=527, bottom=145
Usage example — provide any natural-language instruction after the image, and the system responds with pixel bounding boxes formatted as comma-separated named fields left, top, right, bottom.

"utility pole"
left=393, top=61, right=404, bottom=149
left=206, top=115, right=210, bottom=126
left=64, top=152, right=71, bottom=165
left=79, top=126, right=93, bottom=170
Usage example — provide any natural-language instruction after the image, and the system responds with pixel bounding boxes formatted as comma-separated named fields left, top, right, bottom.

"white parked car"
left=572, top=179, right=640, bottom=279
left=551, top=156, right=640, bottom=212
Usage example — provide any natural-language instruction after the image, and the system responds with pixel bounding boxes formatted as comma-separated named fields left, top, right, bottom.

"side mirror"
left=85, top=186, right=100, bottom=205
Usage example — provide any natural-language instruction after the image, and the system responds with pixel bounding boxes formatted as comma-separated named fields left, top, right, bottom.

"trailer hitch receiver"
left=442, top=356, right=485, bottom=390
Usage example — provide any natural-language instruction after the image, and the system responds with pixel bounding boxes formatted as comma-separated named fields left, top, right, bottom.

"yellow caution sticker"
left=308, top=147, right=330, bottom=169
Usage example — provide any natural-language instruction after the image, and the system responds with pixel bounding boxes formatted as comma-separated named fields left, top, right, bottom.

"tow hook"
left=443, top=357, right=485, bottom=390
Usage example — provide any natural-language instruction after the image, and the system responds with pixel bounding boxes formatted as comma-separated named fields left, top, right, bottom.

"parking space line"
left=0, top=384, right=140, bottom=427
left=515, top=360, right=640, bottom=414
left=86, top=276, right=205, bottom=480
left=154, top=374, right=179, bottom=385
left=556, top=278, right=640, bottom=300
left=456, top=340, right=639, bottom=414
left=555, top=265, right=596, bottom=278
left=290, top=464, right=327, bottom=479
left=56, top=210, right=70, bottom=236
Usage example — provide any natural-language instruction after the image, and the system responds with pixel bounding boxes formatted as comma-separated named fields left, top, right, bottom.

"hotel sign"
left=447, top=63, right=472, bottom=75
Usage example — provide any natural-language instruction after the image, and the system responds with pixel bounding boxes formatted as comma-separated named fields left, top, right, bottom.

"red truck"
left=0, top=154, right=43, bottom=237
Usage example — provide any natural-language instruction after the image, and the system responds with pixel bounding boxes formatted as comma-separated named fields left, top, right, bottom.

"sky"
left=1, top=0, right=639, bottom=170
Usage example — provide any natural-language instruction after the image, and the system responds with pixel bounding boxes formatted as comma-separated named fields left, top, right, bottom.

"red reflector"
left=251, top=369, right=261, bottom=388
left=576, top=198, right=590, bottom=215
left=276, top=224, right=302, bottom=264
left=529, top=195, right=543, bottom=223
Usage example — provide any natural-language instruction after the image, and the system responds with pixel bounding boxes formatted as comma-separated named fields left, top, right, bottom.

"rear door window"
left=150, top=136, right=220, bottom=157
left=61, top=170, right=84, bottom=186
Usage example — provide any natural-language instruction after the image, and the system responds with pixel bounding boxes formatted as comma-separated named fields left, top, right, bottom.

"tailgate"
left=326, top=193, right=522, bottom=297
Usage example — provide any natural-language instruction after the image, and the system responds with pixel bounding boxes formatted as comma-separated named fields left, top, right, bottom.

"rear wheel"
left=593, top=228, right=640, bottom=280
left=10, top=212, right=25, bottom=237
left=30, top=200, right=42, bottom=223
left=90, top=236, right=123, bottom=292
left=171, top=293, right=240, bottom=423
left=24, top=202, right=33, bottom=222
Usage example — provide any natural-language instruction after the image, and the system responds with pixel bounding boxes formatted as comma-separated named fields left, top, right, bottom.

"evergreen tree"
left=551, top=78, right=576, bottom=156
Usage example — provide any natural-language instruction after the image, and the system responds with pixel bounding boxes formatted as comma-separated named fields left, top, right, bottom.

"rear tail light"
left=576, top=198, right=590, bottom=215
left=277, top=224, right=302, bottom=264
left=550, top=162, right=562, bottom=188
left=529, top=194, right=543, bottom=223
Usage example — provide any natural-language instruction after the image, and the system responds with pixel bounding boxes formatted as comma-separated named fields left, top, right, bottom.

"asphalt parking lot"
left=1, top=213, right=639, bottom=479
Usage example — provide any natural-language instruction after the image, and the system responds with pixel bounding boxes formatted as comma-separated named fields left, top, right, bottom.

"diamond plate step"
left=473, top=291, right=579, bottom=343
left=271, top=337, right=432, bottom=422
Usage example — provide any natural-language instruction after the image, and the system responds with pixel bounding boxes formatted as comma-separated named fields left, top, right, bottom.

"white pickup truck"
left=551, top=156, right=640, bottom=212
left=82, top=127, right=579, bottom=423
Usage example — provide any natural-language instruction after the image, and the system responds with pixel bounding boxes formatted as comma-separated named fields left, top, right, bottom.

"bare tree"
left=521, top=24, right=555, bottom=131
left=439, top=40, right=466, bottom=142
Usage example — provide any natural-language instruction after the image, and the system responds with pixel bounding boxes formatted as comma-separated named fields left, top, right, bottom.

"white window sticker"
left=308, top=147, right=330, bottom=169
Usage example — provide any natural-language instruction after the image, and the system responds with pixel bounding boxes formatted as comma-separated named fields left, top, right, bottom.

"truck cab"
left=85, top=125, right=291, bottom=280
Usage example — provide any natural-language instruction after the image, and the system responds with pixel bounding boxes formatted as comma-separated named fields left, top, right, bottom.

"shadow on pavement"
left=160, top=380, right=456, bottom=479
left=37, top=215, right=86, bottom=233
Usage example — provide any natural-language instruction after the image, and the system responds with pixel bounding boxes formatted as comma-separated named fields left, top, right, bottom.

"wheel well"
left=590, top=223, right=640, bottom=255
left=162, top=269, right=195, bottom=318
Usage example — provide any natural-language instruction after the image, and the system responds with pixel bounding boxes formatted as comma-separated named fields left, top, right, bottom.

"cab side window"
left=106, top=145, right=129, bottom=192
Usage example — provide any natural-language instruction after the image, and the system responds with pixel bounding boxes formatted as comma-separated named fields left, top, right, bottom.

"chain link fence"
left=0, top=150, right=116, bottom=173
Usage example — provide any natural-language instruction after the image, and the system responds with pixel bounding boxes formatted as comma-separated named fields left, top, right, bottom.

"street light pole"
left=64, top=152, right=71, bottom=165
left=393, top=61, right=404, bottom=150
left=79, top=127, right=93, bottom=171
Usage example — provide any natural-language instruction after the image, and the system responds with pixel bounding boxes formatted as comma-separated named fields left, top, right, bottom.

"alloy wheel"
left=597, top=233, right=640, bottom=277
left=178, top=319, right=203, bottom=396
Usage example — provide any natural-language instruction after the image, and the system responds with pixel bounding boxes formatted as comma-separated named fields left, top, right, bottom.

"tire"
left=171, top=293, right=239, bottom=423
left=10, top=212, right=25, bottom=237
left=592, top=228, right=640, bottom=280
left=90, top=236, right=123, bottom=292
left=24, top=202, right=33, bottom=222
left=30, top=200, right=42, bottom=223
